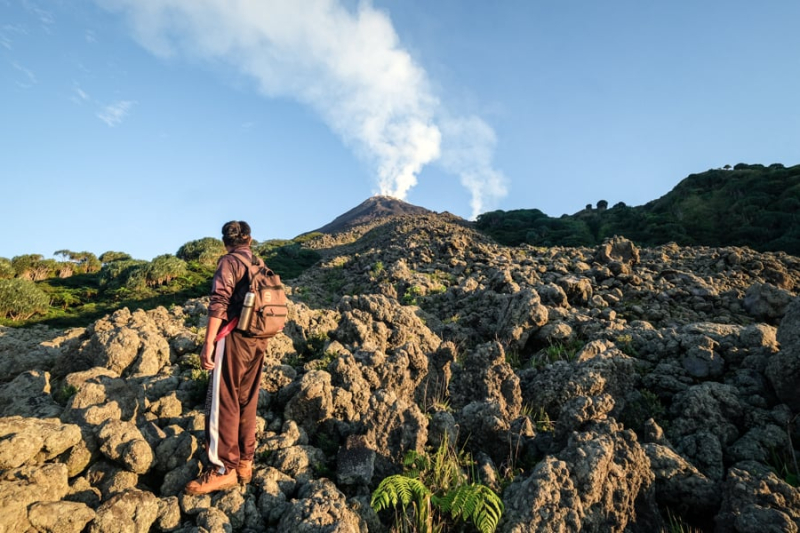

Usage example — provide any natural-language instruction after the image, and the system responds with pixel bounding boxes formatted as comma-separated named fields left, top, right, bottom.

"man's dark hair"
left=221, top=221, right=251, bottom=247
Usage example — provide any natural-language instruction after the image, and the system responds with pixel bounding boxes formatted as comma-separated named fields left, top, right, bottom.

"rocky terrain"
left=1, top=211, right=799, bottom=532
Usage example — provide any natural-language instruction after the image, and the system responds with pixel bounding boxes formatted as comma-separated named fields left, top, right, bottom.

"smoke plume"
left=98, top=0, right=506, bottom=214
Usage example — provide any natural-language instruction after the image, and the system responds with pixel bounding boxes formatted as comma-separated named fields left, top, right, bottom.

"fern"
left=371, top=475, right=432, bottom=512
left=436, top=483, right=504, bottom=533
left=372, top=440, right=504, bottom=533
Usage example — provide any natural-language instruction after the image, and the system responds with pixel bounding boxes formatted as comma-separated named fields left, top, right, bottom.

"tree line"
left=0, top=235, right=322, bottom=326
left=476, top=163, right=800, bottom=255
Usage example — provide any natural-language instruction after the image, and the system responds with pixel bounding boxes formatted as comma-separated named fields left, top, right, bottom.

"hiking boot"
left=185, top=467, right=238, bottom=495
left=236, top=459, right=253, bottom=484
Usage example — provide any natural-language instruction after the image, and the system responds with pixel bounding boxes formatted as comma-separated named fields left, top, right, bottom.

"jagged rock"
left=283, top=370, right=341, bottom=437
left=449, top=341, right=522, bottom=420
left=494, top=288, right=550, bottom=351
left=0, top=370, right=62, bottom=418
left=501, top=457, right=583, bottom=532
left=0, top=325, right=77, bottom=381
left=60, top=438, right=94, bottom=478
left=96, top=419, right=154, bottom=474
left=358, top=389, right=427, bottom=477
left=27, top=500, right=96, bottom=533
left=669, top=382, right=744, bottom=480
left=457, top=400, right=510, bottom=465
left=521, top=340, right=638, bottom=420
left=336, top=434, right=376, bottom=486
left=643, top=443, right=720, bottom=518
left=277, top=478, right=367, bottom=532
left=88, top=488, right=160, bottom=533
left=194, top=507, right=232, bottom=532
left=554, top=393, right=615, bottom=440
left=427, top=410, right=458, bottom=449
left=69, top=308, right=172, bottom=378
left=744, top=282, right=794, bottom=320
left=253, top=466, right=293, bottom=525
left=86, top=461, right=140, bottom=500
left=538, top=282, right=569, bottom=308
left=66, top=476, right=102, bottom=508
left=61, top=368, right=139, bottom=427
left=595, top=236, right=640, bottom=265
left=154, top=426, right=199, bottom=472
left=328, top=353, right=373, bottom=415
left=156, top=496, right=182, bottom=532
left=269, top=445, right=327, bottom=484
left=161, top=459, right=202, bottom=497
left=557, top=275, right=593, bottom=306
left=504, top=418, right=659, bottom=532
left=715, top=461, right=800, bottom=532
left=212, top=488, right=247, bottom=531
left=0, top=416, right=82, bottom=469
left=766, top=296, right=800, bottom=409
left=335, top=294, right=440, bottom=355
left=0, top=463, right=70, bottom=533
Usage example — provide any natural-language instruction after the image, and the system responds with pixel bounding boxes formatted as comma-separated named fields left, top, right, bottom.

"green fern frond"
left=436, top=483, right=504, bottom=533
left=371, top=475, right=432, bottom=513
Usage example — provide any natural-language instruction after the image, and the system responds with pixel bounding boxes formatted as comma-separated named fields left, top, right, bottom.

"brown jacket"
left=208, top=246, right=252, bottom=322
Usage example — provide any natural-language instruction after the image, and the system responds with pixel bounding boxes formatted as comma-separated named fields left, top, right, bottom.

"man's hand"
left=201, top=316, right=224, bottom=371
left=200, top=341, right=216, bottom=370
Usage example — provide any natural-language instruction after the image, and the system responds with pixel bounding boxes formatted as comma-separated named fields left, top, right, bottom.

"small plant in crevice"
left=402, top=285, right=423, bottom=306
left=187, top=368, right=210, bottom=406
left=53, top=384, right=79, bottom=406
left=532, top=406, right=555, bottom=433
left=664, top=507, right=704, bottom=533
left=529, top=339, right=583, bottom=369
left=371, top=437, right=504, bottom=533
left=615, top=333, right=639, bottom=356
left=768, top=445, right=799, bottom=488
left=620, top=388, right=667, bottom=435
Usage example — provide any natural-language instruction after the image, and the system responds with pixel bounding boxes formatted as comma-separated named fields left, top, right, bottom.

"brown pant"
left=205, top=330, right=268, bottom=471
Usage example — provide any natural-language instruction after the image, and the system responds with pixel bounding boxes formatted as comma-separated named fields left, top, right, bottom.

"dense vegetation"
left=476, top=163, right=800, bottom=255
left=0, top=235, right=321, bottom=328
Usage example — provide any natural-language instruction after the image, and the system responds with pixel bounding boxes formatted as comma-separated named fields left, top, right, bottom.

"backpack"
left=229, top=252, right=288, bottom=338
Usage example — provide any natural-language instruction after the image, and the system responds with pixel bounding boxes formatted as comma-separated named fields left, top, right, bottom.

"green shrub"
left=99, top=251, right=132, bottom=263
left=98, top=259, right=148, bottom=289
left=176, top=237, right=226, bottom=269
left=0, top=278, right=50, bottom=320
left=0, top=258, right=14, bottom=279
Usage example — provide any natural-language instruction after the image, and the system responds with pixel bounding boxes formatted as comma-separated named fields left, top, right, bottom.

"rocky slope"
left=1, top=211, right=799, bottom=532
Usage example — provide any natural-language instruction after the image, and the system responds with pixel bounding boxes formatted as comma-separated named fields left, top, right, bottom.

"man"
left=185, top=220, right=270, bottom=495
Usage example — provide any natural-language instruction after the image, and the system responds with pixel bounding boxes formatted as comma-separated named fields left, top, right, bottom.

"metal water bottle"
left=236, top=292, right=255, bottom=332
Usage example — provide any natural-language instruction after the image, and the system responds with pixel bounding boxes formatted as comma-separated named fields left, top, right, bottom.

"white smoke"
left=98, top=0, right=505, bottom=212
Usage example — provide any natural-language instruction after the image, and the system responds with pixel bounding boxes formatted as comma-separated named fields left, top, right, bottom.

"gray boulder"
left=0, top=370, right=62, bottom=418
left=595, top=236, right=640, bottom=265
left=0, top=463, right=71, bottom=533
left=744, top=282, right=794, bottom=321
left=96, top=419, right=154, bottom=474
left=88, top=488, right=160, bottom=533
left=72, top=308, right=172, bottom=377
left=643, top=443, right=720, bottom=517
left=715, top=461, right=800, bottom=532
left=27, top=500, right=96, bottom=533
left=277, top=478, right=367, bottom=532
left=0, top=416, right=82, bottom=470
left=766, top=297, right=800, bottom=409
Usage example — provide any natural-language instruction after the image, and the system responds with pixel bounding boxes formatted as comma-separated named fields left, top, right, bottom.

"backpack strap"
left=229, top=251, right=274, bottom=278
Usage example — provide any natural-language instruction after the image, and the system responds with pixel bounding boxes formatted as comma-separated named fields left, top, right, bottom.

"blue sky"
left=2, top=0, right=799, bottom=261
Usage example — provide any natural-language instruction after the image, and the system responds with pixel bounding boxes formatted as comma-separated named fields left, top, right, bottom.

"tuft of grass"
left=402, top=285, right=423, bottom=305
left=53, top=384, right=79, bottom=406
left=529, top=339, right=583, bottom=369
left=615, top=334, right=638, bottom=356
